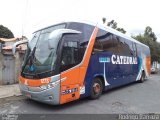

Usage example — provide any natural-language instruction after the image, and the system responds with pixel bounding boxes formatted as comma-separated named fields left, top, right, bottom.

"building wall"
left=0, top=49, right=25, bottom=85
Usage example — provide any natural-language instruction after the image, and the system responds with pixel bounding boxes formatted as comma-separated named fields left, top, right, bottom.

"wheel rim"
left=93, top=83, right=101, bottom=95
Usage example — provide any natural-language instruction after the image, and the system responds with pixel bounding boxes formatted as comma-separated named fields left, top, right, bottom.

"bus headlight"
left=40, top=81, right=59, bottom=90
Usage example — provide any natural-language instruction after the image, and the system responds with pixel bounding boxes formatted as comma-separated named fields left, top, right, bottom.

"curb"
left=0, top=84, right=22, bottom=99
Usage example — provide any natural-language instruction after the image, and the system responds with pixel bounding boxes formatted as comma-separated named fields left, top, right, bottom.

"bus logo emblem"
left=99, top=57, right=110, bottom=63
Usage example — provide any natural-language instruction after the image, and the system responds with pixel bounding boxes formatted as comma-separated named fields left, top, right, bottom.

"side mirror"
left=48, top=30, right=61, bottom=49
left=48, top=29, right=81, bottom=49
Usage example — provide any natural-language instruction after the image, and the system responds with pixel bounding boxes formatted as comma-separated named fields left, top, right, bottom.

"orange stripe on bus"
left=19, top=76, right=51, bottom=87
left=60, top=27, right=98, bottom=104
left=79, top=27, right=99, bottom=85
left=146, top=56, right=151, bottom=75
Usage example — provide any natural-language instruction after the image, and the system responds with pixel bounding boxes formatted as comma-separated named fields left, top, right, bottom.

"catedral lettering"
left=111, top=55, right=137, bottom=64
left=13, top=21, right=151, bottom=105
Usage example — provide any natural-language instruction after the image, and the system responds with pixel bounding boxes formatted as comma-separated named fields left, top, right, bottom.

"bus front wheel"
left=90, top=78, right=103, bottom=99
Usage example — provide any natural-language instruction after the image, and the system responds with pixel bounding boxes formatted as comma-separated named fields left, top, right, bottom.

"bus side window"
left=132, top=42, right=137, bottom=56
left=79, top=41, right=88, bottom=59
left=92, top=29, right=106, bottom=53
left=102, top=35, right=114, bottom=52
left=118, top=37, right=133, bottom=56
left=111, top=35, right=120, bottom=54
left=93, top=29, right=120, bottom=54
left=92, top=40, right=103, bottom=53
left=137, top=44, right=141, bottom=56
left=60, top=41, right=79, bottom=72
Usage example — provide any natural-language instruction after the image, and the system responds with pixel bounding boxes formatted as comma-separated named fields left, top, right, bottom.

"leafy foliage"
left=102, top=18, right=126, bottom=34
left=107, top=20, right=117, bottom=29
left=102, top=17, right=159, bottom=62
left=144, top=26, right=157, bottom=41
left=0, top=25, right=14, bottom=38
left=116, top=28, right=126, bottom=34
left=132, top=26, right=160, bottom=63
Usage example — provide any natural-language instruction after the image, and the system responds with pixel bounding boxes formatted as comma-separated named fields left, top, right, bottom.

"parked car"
left=151, top=67, right=158, bottom=74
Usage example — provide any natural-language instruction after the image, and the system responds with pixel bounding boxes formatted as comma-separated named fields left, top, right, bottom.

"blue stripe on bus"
left=80, top=52, right=141, bottom=98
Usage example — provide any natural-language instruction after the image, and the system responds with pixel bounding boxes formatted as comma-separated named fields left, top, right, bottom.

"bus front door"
left=59, top=40, right=81, bottom=104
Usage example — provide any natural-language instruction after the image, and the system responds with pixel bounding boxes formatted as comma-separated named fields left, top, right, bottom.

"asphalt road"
left=0, top=74, right=160, bottom=114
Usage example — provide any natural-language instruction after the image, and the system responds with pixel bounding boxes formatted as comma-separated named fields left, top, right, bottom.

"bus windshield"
left=22, top=24, right=65, bottom=78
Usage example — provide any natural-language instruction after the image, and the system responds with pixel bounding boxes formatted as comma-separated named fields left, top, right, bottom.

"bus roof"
left=33, top=20, right=148, bottom=49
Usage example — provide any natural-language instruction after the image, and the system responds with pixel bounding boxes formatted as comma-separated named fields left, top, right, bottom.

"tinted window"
left=93, top=28, right=139, bottom=56
left=93, top=29, right=119, bottom=54
left=111, top=35, right=120, bottom=54
left=93, top=29, right=105, bottom=53
left=67, top=22, right=94, bottom=61
left=125, top=39, right=133, bottom=55
left=93, top=38, right=103, bottom=52
left=117, top=37, right=133, bottom=56
left=60, top=41, right=79, bottom=72
left=67, top=22, right=94, bottom=43
left=137, top=44, right=143, bottom=56
left=132, top=42, right=137, bottom=56
left=102, top=34, right=114, bottom=52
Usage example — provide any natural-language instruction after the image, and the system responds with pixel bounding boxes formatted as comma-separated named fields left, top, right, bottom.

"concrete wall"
left=0, top=51, right=24, bottom=85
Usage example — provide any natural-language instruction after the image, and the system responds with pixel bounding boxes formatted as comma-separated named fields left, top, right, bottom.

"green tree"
left=102, top=18, right=126, bottom=34
left=107, top=20, right=117, bottom=29
left=144, top=26, right=157, bottom=41
left=116, top=28, right=126, bottom=34
left=0, top=25, right=14, bottom=38
left=132, top=27, right=160, bottom=63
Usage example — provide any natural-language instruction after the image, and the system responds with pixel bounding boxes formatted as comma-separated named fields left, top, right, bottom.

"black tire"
left=139, top=71, right=145, bottom=83
left=90, top=78, right=103, bottom=99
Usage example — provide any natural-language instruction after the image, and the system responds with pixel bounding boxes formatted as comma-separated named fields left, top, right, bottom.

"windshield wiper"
left=21, top=46, right=37, bottom=73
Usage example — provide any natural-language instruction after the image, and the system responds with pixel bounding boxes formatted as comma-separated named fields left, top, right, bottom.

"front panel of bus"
left=19, top=22, right=95, bottom=105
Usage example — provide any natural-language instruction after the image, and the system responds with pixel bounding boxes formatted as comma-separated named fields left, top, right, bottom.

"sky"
left=0, top=0, right=160, bottom=41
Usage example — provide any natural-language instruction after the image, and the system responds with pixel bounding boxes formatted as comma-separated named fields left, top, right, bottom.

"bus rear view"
left=16, top=21, right=151, bottom=105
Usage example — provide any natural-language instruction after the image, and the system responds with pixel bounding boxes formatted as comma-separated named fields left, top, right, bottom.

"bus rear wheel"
left=90, top=78, right=103, bottom=99
left=139, top=71, right=145, bottom=83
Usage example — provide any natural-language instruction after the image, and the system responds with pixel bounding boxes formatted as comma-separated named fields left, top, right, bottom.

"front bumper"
left=19, top=83, right=60, bottom=105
